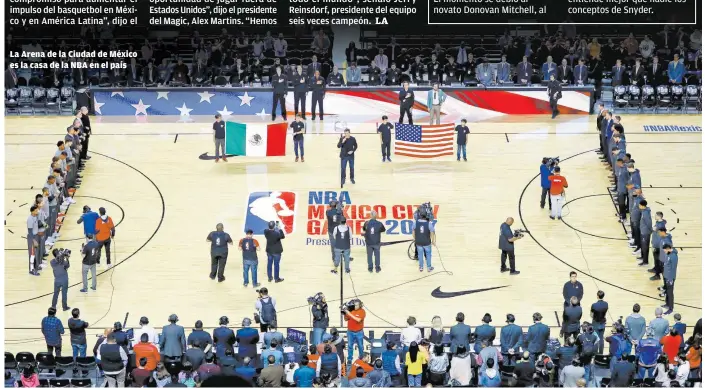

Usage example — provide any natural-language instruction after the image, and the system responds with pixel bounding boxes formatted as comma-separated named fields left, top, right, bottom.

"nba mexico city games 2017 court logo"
left=305, top=191, right=439, bottom=246
left=244, top=191, right=297, bottom=234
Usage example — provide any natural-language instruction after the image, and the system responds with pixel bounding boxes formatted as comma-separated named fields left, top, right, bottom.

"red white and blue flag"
left=394, top=123, right=455, bottom=158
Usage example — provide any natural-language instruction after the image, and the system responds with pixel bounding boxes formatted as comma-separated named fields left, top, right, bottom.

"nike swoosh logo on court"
left=431, top=285, right=509, bottom=299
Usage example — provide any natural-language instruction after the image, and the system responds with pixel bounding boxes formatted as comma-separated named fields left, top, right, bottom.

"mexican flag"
left=225, top=122, right=287, bottom=157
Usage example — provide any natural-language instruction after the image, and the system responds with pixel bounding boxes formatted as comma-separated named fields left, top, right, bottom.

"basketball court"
left=4, top=113, right=702, bottom=352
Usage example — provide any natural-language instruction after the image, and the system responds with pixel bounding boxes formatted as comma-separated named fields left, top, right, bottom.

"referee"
left=207, top=223, right=233, bottom=282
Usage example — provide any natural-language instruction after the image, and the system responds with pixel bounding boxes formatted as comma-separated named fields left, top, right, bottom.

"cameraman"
left=498, top=217, right=521, bottom=275
left=326, top=201, right=341, bottom=263
left=540, top=158, right=555, bottom=210
left=80, top=234, right=100, bottom=292
left=362, top=211, right=386, bottom=273
left=412, top=210, right=435, bottom=272
left=343, top=300, right=366, bottom=364
left=311, top=294, right=329, bottom=346
left=50, top=248, right=71, bottom=311
left=264, top=221, right=285, bottom=283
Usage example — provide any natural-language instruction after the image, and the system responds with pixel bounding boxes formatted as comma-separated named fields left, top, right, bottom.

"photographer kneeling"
left=498, top=218, right=522, bottom=275
left=310, top=293, right=329, bottom=347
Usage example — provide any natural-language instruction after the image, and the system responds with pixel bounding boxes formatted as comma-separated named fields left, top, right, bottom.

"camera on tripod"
left=513, top=229, right=529, bottom=238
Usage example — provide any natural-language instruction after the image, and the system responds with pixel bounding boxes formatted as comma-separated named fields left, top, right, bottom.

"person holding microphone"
left=548, top=166, right=568, bottom=220
left=337, top=129, right=358, bottom=189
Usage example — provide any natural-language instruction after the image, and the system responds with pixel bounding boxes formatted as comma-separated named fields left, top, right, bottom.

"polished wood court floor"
left=4, top=113, right=703, bottom=352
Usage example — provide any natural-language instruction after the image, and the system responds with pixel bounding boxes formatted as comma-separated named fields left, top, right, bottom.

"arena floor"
left=4, top=113, right=702, bottom=352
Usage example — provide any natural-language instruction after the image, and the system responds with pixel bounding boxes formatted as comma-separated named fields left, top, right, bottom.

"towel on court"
left=394, top=123, right=455, bottom=158
left=225, top=122, right=287, bottom=157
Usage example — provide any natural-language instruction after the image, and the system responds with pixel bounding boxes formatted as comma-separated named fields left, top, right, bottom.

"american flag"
left=394, top=123, right=455, bottom=158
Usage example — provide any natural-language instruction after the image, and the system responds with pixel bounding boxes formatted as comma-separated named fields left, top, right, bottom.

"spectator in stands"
left=197, top=354, right=220, bottom=382
left=517, top=56, right=532, bottom=84
left=624, top=33, right=639, bottom=57
left=157, top=58, right=172, bottom=84
left=183, top=339, right=205, bottom=371
left=41, top=307, right=65, bottom=357
left=346, top=62, right=361, bottom=85
left=400, top=316, right=422, bottom=351
left=348, top=353, right=373, bottom=382
left=428, top=344, right=449, bottom=385
left=556, top=336, right=577, bottom=375
left=380, top=342, right=401, bottom=384
left=154, top=362, right=171, bottom=387
left=685, top=335, right=701, bottom=378
left=405, top=342, right=426, bottom=388
left=367, top=359, right=391, bottom=387
left=160, top=314, right=186, bottom=361
left=262, top=339, right=284, bottom=367
left=477, top=340, right=501, bottom=376
left=650, top=307, right=670, bottom=339
left=477, top=60, right=492, bottom=85
left=640, top=35, right=656, bottom=59
left=624, top=303, right=645, bottom=350
left=667, top=369, right=679, bottom=387
left=345, top=41, right=358, bottom=64
left=373, top=49, right=389, bottom=84
left=20, top=365, right=39, bottom=388
left=317, top=344, right=341, bottom=384
left=497, top=55, right=512, bottom=83
left=273, top=33, right=288, bottom=58
left=512, top=351, right=534, bottom=387
left=559, top=358, right=585, bottom=388
left=654, top=354, right=670, bottom=386
left=588, top=38, right=601, bottom=60
left=637, top=327, right=661, bottom=379
left=327, top=66, right=344, bottom=86
left=542, top=55, right=557, bottom=81
left=178, top=361, right=198, bottom=387
left=611, top=353, right=636, bottom=387
left=312, top=29, right=331, bottom=55
left=662, top=327, right=683, bottom=364
left=133, top=333, right=160, bottom=371
left=427, top=53, right=441, bottom=84
left=410, top=56, right=425, bottom=83
left=557, top=58, right=572, bottom=84
left=264, top=322, right=284, bottom=351
left=450, top=312, right=471, bottom=354
left=675, top=352, right=690, bottom=386
left=134, top=316, right=157, bottom=345
left=668, top=53, right=686, bottom=83
left=213, top=316, right=235, bottom=359
left=612, top=59, right=626, bottom=86
left=100, top=333, right=128, bottom=387
left=294, top=356, right=316, bottom=387
left=449, top=345, right=472, bottom=386
left=219, top=349, right=238, bottom=375
left=131, top=357, right=152, bottom=387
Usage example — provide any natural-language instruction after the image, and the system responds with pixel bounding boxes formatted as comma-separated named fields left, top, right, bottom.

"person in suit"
left=517, top=56, right=532, bottom=84
left=500, top=314, right=522, bottom=365
left=386, top=63, right=402, bottom=86
left=292, top=65, right=307, bottom=119
left=497, top=55, right=512, bottom=83
left=667, top=54, right=685, bottom=84
left=476, top=60, right=493, bottom=85
left=346, top=62, right=361, bottom=84
left=142, top=61, right=158, bottom=86
left=409, top=56, right=425, bottom=83
left=574, top=58, right=588, bottom=85
left=648, top=56, right=663, bottom=86
left=527, top=312, right=550, bottom=363
left=398, top=81, right=414, bottom=124
left=542, top=55, right=557, bottom=81
left=213, top=315, right=236, bottom=359
left=426, top=82, right=446, bottom=125
left=611, top=59, right=626, bottom=87
left=271, top=66, right=287, bottom=121
left=309, top=70, right=326, bottom=121
left=562, top=297, right=583, bottom=341
left=557, top=59, right=572, bottom=84
left=547, top=74, right=562, bottom=119
left=473, top=313, right=496, bottom=354
left=159, top=314, right=186, bottom=361
left=426, top=54, right=441, bottom=84
left=449, top=312, right=472, bottom=354
left=327, top=66, right=344, bottom=86
left=631, top=58, right=646, bottom=86
left=307, top=55, right=322, bottom=77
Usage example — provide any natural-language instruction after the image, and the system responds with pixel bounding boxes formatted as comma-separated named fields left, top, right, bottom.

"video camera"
left=417, top=202, right=434, bottom=220
left=543, top=156, right=560, bottom=167
left=307, top=292, right=325, bottom=306
left=513, top=229, right=529, bottom=238
left=340, top=299, right=361, bottom=314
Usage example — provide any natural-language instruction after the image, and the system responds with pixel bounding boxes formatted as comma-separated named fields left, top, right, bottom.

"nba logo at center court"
left=244, top=191, right=297, bottom=234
